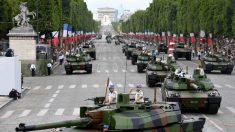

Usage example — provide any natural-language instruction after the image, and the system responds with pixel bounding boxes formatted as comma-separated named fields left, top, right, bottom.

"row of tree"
left=122, top=0, right=235, bottom=38
left=0, top=0, right=100, bottom=39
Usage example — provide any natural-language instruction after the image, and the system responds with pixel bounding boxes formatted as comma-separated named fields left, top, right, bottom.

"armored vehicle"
left=146, top=58, right=170, bottom=87
left=125, top=42, right=136, bottom=60
left=131, top=44, right=144, bottom=65
left=200, top=53, right=234, bottom=74
left=158, top=43, right=168, bottom=54
left=106, top=35, right=112, bottom=43
left=64, top=52, right=92, bottom=74
left=97, top=34, right=102, bottom=39
left=162, top=68, right=222, bottom=114
left=82, top=43, right=96, bottom=60
left=16, top=93, right=206, bottom=132
left=137, top=51, right=151, bottom=73
left=173, top=43, right=192, bottom=60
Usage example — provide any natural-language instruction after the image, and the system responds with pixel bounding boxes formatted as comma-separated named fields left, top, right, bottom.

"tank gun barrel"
left=190, top=83, right=199, bottom=90
left=15, top=118, right=92, bottom=132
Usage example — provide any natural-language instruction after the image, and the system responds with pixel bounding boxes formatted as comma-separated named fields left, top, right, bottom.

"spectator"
left=198, top=51, right=201, bottom=60
left=30, top=64, right=36, bottom=76
left=59, top=53, right=64, bottom=65
left=47, top=62, right=52, bottom=75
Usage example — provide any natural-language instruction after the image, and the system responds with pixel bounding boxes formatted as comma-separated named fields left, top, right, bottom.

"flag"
left=63, top=24, right=69, bottom=37
left=52, top=31, right=59, bottom=46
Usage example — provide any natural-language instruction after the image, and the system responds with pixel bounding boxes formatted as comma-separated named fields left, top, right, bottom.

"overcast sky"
left=84, top=0, right=153, bottom=14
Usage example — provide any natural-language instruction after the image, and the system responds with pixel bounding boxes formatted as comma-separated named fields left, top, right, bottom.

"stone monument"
left=7, top=2, right=37, bottom=76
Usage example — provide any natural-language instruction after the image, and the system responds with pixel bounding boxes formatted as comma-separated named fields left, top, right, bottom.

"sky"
left=84, top=0, right=153, bottom=15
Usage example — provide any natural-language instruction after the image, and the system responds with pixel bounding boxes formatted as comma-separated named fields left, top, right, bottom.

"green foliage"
left=122, top=0, right=235, bottom=37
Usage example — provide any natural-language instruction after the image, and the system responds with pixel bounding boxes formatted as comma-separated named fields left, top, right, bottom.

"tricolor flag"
left=63, top=24, right=69, bottom=37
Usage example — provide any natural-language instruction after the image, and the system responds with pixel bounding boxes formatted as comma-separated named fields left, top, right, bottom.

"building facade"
left=97, top=7, right=118, bottom=22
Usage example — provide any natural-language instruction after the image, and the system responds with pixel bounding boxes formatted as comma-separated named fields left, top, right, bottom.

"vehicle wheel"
left=132, top=56, right=137, bottom=65
left=146, top=75, right=156, bottom=87
left=205, top=64, right=212, bottom=73
left=137, top=64, right=143, bottom=73
left=208, top=104, right=219, bottom=114
left=186, top=54, right=191, bottom=60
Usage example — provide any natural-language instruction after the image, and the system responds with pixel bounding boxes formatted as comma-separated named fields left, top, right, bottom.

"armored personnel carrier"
left=200, top=53, right=234, bottom=74
left=173, top=43, right=192, bottom=60
left=64, top=52, right=92, bottom=74
left=161, top=68, right=222, bottom=114
left=16, top=93, right=206, bottom=132
left=82, top=43, right=96, bottom=60
left=146, top=58, right=170, bottom=87
left=136, top=51, right=151, bottom=73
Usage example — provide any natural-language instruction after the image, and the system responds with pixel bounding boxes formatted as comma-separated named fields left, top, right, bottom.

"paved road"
left=0, top=36, right=235, bottom=132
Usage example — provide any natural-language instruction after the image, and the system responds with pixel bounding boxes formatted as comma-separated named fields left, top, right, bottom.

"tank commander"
left=129, top=84, right=144, bottom=103
left=105, top=84, right=118, bottom=105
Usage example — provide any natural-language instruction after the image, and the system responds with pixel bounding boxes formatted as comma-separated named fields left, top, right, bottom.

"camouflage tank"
left=136, top=51, right=151, bottom=73
left=161, top=68, right=222, bottom=114
left=173, top=43, right=192, bottom=60
left=64, top=52, right=92, bottom=74
left=131, top=44, right=144, bottom=65
left=200, top=53, right=234, bottom=74
left=125, top=42, right=136, bottom=60
left=146, top=58, right=170, bottom=87
left=15, top=93, right=206, bottom=132
left=161, top=56, right=178, bottom=72
left=82, top=43, right=96, bottom=60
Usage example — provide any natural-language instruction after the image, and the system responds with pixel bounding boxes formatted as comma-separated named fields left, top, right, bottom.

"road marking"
left=69, top=84, right=76, bottom=89
left=226, top=107, right=235, bottom=114
left=52, top=94, right=58, bottom=98
left=55, top=90, right=60, bottom=94
left=93, top=84, right=99, bottom=88
left=55, top=109, right=64, bottom=115
left=1, top=111, right=14, bottom=118
left=214, top=84, right=222, bottom=88
left=225, top=84, right=234, bottom=89
left=58, top=85, right=64, bottom=89
left=48, top=98, right=55, bottom=103
left=44, top=103, right=51, bottom=108
left=122, top=69, right=126, bottom=72
left=105, top=70, right=109, bottom=73
left=128, top=84, right=135, bottom=88
left=37, top=109, right=48, bottom=116
left=117, top=84, right=123, bottom=88
left=130, top=69, right=135, bottom=72
left=45, top=85, right=52, bottom=90
left=114, top=70, right=118, bottom=72
left=82, top=84, right=87, bottom=89
left=203, top=115, right=223, bottom=131
left=19, top=110, right=31, bottom=117
left=73, top=108, right=80, bottom=116
left=33, top=86, right=40, bottom=90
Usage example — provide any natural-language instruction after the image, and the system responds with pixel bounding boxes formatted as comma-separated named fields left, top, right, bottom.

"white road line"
left=214, top=84, right=222, bottom=88
left=1, top=111, right=14, bottom=118
left=44, top=103, right=51, bottom=108
left=226, top=107, right=235, bottom=114
left=122, top=69, right=126, bottom=72
left=52, top=94, right=58, bottom=98
left=55, top=109, right=64, bottom=115
left=128, top=84, right=135, bottom=88
left=33, top=86, right=40, bottom=90
left=69, top=84, right=76, bottom=89
left=105, top=70, right=109, bottom=73
left=203, top=115, right=223, bottom=131
left=73, top=108, right=80, bottom=116
left=19, top=110, right=31, bottom=117
left=117, top=84, right=123, bottom=88
left=55, top=90, right=60, bottom=94
left=45, top=85, right=52, bottom=90
left=37, top=109, right=48, bottom=116
left=130, top=69, right=135, bottom=72
left=48, top=98, right=55, bottom=103
left=82, top=84, right=87, bottom=89
left=93, top=84, right=99, bottom=88
left=225, top=84, right=234, bottom=89
left=58, top=85, right=64, bottom=89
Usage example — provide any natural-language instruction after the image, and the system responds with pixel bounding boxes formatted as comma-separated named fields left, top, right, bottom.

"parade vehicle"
left=200, top=53, right=234, bottom=74
left=146, top=57, right=170, bottom=87
left=131, top=44, right=144, bottom=65
left=173, top=43, right=192, bottom=60
left=82, top=43, right=96, bottom=60
left=161, top=68, right=222, bottom=114
left=125, top=42, right=137, bottom=60
left=158, top=43, right=168, bottom=54
left=64, top=52, right=92, bottom=74
left=15, top=93, right=206, bottom=132
left=136, top=51, right=151, bottom=73
left=106, top=33, right=112, bottom=43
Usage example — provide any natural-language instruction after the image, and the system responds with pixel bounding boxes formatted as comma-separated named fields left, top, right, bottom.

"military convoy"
left=161, top=68, right=222, bottom=114
left=131, top=44, right=144, bottom=65
left=125, top=42, right=136, bottom=60
left=64, top=52, right=92, bottom=74
left=82, top=43, right=96, bottom=60
left=200, top=53, right=234, bottom=74
left=173, top=43, right=192, bottom=60
left=136, top=51, right=151, bottom=73
left=16, top=93, right=206, bottom=132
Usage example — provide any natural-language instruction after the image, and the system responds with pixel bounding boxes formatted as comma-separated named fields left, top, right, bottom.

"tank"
left=131, top=44, right=144, bottom=65
left=173, top=43, right=192, bottom=60
left=82, top=43, right=96, bottom=60
left=136, top=51, right=151, bottom=73
left=64, top=52, right=92, bottom=74
left=15, top=93, right=206, bottom=132
left=200, top=53, right=234, bottom=74
left=125, top=42, right=136, bottom=60
left=161, top=68, right=222, bottom=114
left=146, top=58, right=170, bottom=87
